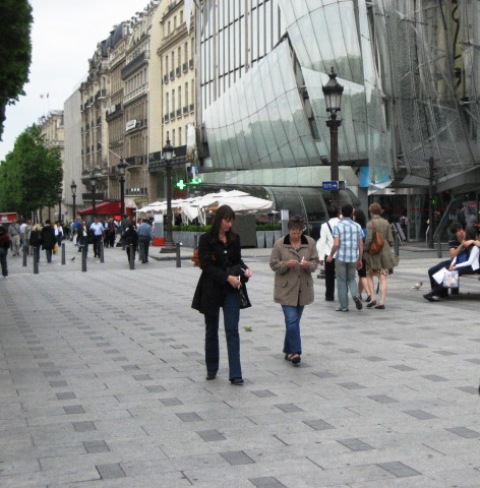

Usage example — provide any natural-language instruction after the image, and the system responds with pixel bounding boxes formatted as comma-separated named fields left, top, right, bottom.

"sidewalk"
left=1, top=242, right=480, bottom=487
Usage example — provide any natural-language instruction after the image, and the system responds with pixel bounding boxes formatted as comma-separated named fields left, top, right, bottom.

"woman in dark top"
left=29, top=223, right=43, bottom=263
left=0, top=225, right=12, bottom=277
left=40, top=220, right=56, bottom=263
left=121, top=224, right=138, bottom=265
left=192, top=205, right=252, bottom=385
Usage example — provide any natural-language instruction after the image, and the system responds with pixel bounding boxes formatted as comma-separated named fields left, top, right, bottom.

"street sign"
left=322, top=181, right=345, bottom=191
left=322, top=181, right=339, bottom=191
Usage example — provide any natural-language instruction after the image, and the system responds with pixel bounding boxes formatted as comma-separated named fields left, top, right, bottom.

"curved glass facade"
left=200, top=0, right=480, bottom=194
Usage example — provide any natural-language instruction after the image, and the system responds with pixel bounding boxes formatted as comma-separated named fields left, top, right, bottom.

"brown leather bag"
left=369, top=227, right=385, bottom=255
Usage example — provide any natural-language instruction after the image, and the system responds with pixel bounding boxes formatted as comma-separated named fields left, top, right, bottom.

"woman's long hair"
left=354, top=208, right=367, bottom=229
left=210, top=205, right=236, bottom=241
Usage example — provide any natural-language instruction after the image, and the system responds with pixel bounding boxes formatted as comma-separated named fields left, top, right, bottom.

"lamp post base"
left=160, top=240, right=176, bottom=253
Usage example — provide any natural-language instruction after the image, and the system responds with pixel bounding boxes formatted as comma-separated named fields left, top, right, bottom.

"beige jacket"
left=364, top=216, right=398, bottom=270
left=270, top=234, right=319, bottom=306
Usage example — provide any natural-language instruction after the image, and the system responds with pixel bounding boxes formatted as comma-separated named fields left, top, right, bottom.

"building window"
left=178, top=127, right=182, bottom=145
left=172, top=129, right=176, bottom=147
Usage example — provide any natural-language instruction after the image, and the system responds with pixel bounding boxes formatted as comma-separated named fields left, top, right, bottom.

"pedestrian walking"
left=137, top=218, right=153, bottom=263
left=29, top=223, right=43, bottom=263
left=8, top=219, right=20, bottom=256
left=353, top=208, right=374, bottom=303
left=270, top=215, right=319, bottom=365
left=89, top=217, right=105, bottom=258
left=0, top=225, right=12, bottom=277
left=40, top=220, right=56, bottom=263
left=364, top=203, right=398, bottom=309
left=316, top=206, right=340, bottom=301
left=191, top=205, right=252, bottom=385
left=327, top=204, right=364, bottom=312
left=122, top=223, right=138, bottom=264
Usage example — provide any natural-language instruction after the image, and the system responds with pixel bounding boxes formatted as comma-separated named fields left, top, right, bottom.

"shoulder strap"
left=327, top=222, right=333, bottom=234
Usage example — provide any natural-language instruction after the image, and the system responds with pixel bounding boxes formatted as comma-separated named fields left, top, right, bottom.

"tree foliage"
left=0, top=0, right=33, bottom=140
left=0, top=125, right=63, bottom=217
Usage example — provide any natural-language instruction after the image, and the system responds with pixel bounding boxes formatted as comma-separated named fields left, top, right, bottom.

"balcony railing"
left=189, top=103, right=194, bottom=112
left=182, top=62, right=188, bottom=73
left=183, top=106, right=188, bottom=114
left=170, top=111, right=175, bottom=120
left=176, top=108, right=181, bottom=117
left=176, top=67, right=181, bottom=77
left=188, top=59, right=193, bottom=69
left=163, top=74, right=169, bottom=84
left=169, top=70, right=175, bottom=80
left=164, top=114, right=169, bottom=123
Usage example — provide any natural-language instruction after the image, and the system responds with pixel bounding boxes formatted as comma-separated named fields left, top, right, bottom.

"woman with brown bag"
left=364, top=203, right=398, bottom=309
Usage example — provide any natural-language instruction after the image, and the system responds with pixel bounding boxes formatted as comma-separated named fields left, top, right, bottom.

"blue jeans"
left=45, top=248, right=53, bottom=263
left=204, top=292, right=242, bottom=379
left=336, top=260, right=358, bottom=309
left=281, top=304, right=304, bottom=355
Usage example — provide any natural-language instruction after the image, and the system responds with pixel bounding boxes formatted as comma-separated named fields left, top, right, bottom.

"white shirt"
left=316, top=217, right=340, bottom=260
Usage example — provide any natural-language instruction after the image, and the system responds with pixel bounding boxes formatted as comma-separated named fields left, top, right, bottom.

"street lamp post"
left=58, top=191, right=62, bottom=222
left=160, top=138, right=176, bottom=253
left=117, top=160, right=128, bottom=217
left=89, top=173, right=97, bottom=217
left=322, top=67, right=344, bottom=209
left=70, top=180, right=77, bottom=220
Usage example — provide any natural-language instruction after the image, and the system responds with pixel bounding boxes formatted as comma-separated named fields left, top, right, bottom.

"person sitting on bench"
left=424, top=226, right=479, bottom=302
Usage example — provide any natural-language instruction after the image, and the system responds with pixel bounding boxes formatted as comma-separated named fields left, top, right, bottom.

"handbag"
left=239, top=284, right=252, bottom=309
left=442, top=269, right=459, bottom=288
left=369, top=228, right=385, bottom=255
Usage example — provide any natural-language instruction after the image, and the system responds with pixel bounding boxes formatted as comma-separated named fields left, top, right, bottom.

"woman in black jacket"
left=192, top=205, right=252, bottom=385
left=0, top=225, right=12, bottom=277
left=40, top=220, right=56, bottom=263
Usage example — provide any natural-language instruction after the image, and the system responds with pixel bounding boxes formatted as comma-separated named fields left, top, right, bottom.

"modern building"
left=195, top=0, right=480, bottom=240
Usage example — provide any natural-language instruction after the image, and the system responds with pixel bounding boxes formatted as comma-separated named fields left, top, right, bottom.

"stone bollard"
left=176, top=242, right=181, bottom=268
left=129, top=244, right=135, bottom=270
left=61, top=243, right=66, bottom=265
left=33, top=251, right=39, bottom=274
left=82, top=246, right=87, bottom=272
left=23, top=245, right=28, bottom=267
left=99, top=240, right=104, bottom=263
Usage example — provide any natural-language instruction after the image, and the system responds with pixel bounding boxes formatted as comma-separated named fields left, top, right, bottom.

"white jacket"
left=316, top=217, right=340, bottom=261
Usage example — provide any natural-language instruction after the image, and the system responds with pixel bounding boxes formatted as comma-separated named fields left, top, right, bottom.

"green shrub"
left=173, top=224, right=211, bottom=232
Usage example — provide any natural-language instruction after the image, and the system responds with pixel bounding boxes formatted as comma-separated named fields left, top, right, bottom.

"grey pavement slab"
left=1, top=242, right=480, bottom=487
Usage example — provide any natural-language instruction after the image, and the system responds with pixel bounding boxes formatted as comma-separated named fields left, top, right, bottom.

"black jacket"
left=191, top=231, right=248, bottom=315
left=40, top=225, right=56, bottom=250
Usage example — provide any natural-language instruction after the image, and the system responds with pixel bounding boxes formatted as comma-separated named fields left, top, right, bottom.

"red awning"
left=79, top=201, right=132, bottom=216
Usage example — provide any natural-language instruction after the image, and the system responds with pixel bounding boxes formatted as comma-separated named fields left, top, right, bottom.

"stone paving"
left=1, top=242, right=480, bottom=487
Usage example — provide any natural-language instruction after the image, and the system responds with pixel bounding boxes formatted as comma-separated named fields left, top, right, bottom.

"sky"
left=0, top=0, right=152, bottom=161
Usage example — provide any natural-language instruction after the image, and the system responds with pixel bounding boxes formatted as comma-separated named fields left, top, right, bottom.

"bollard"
left=129, top=244, right=135, bottom=270
left=437, top=237, right=442, bottom=258
left=61, top=243, right=66, bottom=265
left=193, top=234, right=198, bottom=250
left=22, top=245, right=28, bottom=267
left=176, top=242, right=181, bottom=268
left=33, top=251, right=39, bottom=274
left=99, top=240, right=104, bottom=263
left=82, top=245, right=87, bottom=272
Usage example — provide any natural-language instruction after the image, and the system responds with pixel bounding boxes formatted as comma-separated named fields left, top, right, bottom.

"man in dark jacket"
left=40, top=220, right=56, bottom=263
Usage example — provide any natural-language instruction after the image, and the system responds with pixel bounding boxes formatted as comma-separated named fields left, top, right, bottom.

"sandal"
left=287, top=353, right=301, bottom=365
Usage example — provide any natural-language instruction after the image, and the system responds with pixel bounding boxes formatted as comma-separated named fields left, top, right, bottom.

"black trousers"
left=324, top=255, right=335, bottom=301
left=428, top=259, right=451, bottom=297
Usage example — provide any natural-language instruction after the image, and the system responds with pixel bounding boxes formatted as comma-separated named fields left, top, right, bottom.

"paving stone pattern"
left=1, top=243, right=480, bottom=487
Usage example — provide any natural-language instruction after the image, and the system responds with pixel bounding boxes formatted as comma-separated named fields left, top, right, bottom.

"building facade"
left=196, top=0, right=480, bottom=240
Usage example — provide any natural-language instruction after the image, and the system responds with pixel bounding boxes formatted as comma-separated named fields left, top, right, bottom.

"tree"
left=0, top=0, right=33, bottom=140
left=0, top=125, right=63, bottom=218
